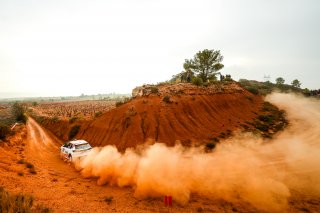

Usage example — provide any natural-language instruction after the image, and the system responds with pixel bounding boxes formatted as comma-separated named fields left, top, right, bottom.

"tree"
left=12, top=102, right=27, bottom=124
left=275, top=77, right=285, bottom=85
left=183, top=49, right=224, bottom=82
left=291, top=79, right=301, bottom=88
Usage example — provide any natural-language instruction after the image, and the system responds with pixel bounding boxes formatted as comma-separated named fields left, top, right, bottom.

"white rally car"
left=60, top=140, right=92, bottom=162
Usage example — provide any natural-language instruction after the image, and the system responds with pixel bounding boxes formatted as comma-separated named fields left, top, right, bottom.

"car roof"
left=69, top=140, right=89, bottom=145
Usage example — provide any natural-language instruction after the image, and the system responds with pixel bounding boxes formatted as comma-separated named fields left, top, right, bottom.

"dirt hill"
left=77, top=82, right=264, bottom=150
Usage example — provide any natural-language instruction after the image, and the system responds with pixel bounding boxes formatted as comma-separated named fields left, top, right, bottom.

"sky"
left=0, top=0, right=319, bottom=98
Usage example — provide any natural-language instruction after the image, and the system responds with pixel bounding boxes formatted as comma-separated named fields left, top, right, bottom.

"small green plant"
left=192, top=77, right=203, bottom=86
left=115, top=101, right=124, bottom=107
left=0, top=122, right=10, bottom=140
left=69, top=125, right=81, bottom=140
left=12, top=102, right=27, bottom=124
left=26, top=162, right=34, bottom=169
left=0, top=187, right=35, bottom=212
left=150, top=87, right=159, bottom=94
left=205, top=142, right=216, bottom=150
left=50, top=116, right=59, bottom=122
left=69, top=117, right=78, bottom=123
left=246, top=87, right=259, bottom=95
left=29, top=167, right=37, bottom=174
left=258, top=115, right=273, bottom=123
left=104, top=196, right=113, bottom=204
left=212, top=137, right=220, bottom=142
left=255, top=122, right=269, bottom=132
left=95, top=111, right=102, bottom=118
left=162, top=96, right=171, bottom=103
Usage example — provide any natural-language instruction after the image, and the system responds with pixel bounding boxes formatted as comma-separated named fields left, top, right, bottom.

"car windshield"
left=75, top=143, right=91, bottom=150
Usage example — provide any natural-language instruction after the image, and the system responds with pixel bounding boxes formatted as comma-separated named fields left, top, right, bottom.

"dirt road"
left=2, top=118, right=236, bottom=212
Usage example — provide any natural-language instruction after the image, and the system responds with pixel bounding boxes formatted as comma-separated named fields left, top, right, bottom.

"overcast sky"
left=0, top=0, right=319, bottom=98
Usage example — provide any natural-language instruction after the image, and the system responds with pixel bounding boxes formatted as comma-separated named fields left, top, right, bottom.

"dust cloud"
left=76, top=93, right=320, bottom=212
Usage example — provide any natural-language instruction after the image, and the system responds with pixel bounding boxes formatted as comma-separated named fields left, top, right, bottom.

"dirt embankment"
left=77, top=83, right=264, bottom=150
left=32, top=82, right=286, bottom=150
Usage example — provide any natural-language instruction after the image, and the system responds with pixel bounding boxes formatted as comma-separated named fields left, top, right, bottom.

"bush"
left=162, top=96, right=171, bottom=103
left=150, top=87, right=159, bottom=94
left=246, top=87, right=259, bottom=95
left=29, top=167, right=37, bottom=174
left=258, top=115, right=273, bottom=123
left=104, top=196, right=113, bottom=204
left=255, top=123, right=269, bottom=132
left=69, top=125, right=81, bottom=140
left=26, top=162, right=34, bottom=169
left=206, top=142, right=216, bottom=150
left=115, top=101, right=124, bottom=107
left=95, top=111, right=102, bottom=118
left=0, top=187, right=34, bottom=213
left=0, top=122, right=10, bottom=140
left=192, top=77, right=203, bottom=86
left=115, top=97, right=131, bottom=107
left=12, top=103, right=27, bottom=124
left=69, top=117, right=78, bottom=123
left=50, top=116, right=59, bottom=123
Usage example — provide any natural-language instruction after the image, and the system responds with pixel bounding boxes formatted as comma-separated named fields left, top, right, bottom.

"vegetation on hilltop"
left=238, top=78, right=311, bottom=96
left=183, top=49, right=224, bottom=82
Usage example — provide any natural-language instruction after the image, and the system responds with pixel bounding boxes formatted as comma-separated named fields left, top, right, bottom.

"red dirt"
left=78, top=83, right=264, bottom=150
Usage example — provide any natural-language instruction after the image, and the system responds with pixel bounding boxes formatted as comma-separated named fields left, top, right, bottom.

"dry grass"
left=0, top=187, right=33, bottom=213
left=0, top=187, right=51, bottom=212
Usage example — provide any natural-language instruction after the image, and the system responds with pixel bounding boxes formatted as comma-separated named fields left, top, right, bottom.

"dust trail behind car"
left=75, top=93, right=320, bottom=212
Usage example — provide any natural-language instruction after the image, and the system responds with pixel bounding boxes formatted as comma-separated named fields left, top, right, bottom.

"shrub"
left=0, top=122, right=10, bottom=140
left=150, top=87, right=159, bottom=94
left=69, top=117, right=78, bottom=123
left=258, top=115, right=273, bottom=123
left=69, top=125, right=81, bottom=140
left=246, top=87, right=259, bottom=95
left=115, top=97, right=131, bottom=107
left=95, top=111, right=102, bottom=118
left=25, top=162, right=34, bottom=169
left=162, top=96, right=171, bottom=103
left=104, top=196, right=113, bottom=204
left=12, top=103, right=27, bottom=124
left=206, top=142, right=216, bottom=150
left=192, top=77, right=203, bottom=86
left=29, top=167, right=37, bottom=174
left=255, top=123, right=269, bottom=132
left=50, top=116, right=59, bottom=122
left=0, top=187, right=34, bottom=212
left=262, top=102, right=274, bottom=112
left=115, top=101, right=124, bottom=107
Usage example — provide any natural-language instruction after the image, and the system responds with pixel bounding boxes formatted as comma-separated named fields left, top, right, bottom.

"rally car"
left=60, top=140, right=92, bottom=162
